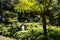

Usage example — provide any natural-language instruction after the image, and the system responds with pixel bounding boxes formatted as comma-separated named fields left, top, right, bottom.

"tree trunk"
left=41, top=13, right=48, bottom=40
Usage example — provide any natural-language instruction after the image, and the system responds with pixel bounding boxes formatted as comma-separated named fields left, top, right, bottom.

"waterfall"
left=21, top=25, right=25, bottom=31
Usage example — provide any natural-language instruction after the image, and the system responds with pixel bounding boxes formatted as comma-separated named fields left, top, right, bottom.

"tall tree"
left=14, top=0, right=58, bottom=40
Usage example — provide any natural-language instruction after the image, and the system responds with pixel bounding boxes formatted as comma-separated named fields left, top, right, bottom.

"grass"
left=0, top=35, right=16, bottom=40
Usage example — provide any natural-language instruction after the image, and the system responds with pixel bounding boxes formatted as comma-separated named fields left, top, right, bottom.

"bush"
left=0, top=23, right=60, bottom=40
left=0, top=22, right=21, bottom=37
left=13, top=25, right=44, bottom=40
left=48, top=27, right=60, bottom=40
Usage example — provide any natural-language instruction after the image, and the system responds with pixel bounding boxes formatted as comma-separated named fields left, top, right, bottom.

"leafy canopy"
left=14, top=0, right=40, bottom=13
left=14, top=0, right=58, bottom=14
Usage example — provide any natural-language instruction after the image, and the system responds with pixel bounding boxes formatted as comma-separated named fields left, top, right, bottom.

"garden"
left=0, top=0, right=60, bottom=40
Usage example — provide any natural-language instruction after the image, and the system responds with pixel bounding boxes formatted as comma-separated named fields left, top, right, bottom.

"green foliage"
left=0, top=22, right=20, bottom=37
left=0, top=0, right=60, bottom=40
left=14, top=0, right=40, bottom=13
left=48, top=27, right=60, bottom=40
left=13, top=24, right=44, bottom=40
left=0, top=22, right=60, bottom=40
left=0, top=35, right=16, bottom=40
left=12, top=24, right=60, bottom=40
left=14, top=0, right=58, bottom=13
left=0, top=23, right=10, bottom=36
left=4, top=11, right=18, bottom=22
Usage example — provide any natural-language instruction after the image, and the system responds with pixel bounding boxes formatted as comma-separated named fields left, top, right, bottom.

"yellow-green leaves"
left=40, top=4, right=44, bottom=13
left=4, top=11, right=18, bottom=22
left=14, top=0, right=39, bottom=13
left=14, top=0, right=58, bottom=14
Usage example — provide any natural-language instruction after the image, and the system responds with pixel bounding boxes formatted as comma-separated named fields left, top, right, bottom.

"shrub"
left=48, top=27, right=60, bottom=40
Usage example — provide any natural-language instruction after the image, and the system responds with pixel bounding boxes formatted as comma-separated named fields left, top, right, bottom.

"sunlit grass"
left=0, top=36, right=16, bottom=40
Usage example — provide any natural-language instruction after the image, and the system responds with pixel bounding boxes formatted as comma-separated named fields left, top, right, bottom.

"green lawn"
left=0, top=36, right=16, bottom=40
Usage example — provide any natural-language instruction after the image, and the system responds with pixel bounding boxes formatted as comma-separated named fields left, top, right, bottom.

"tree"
left=40, top=0, right=58, bottom=39
left=46, top=0, right=60, bottom=26
left=0, top=0, right=18, bottom=23
left=14, top=0, right=40, bottom=22
left=14, top=0, right=58, bottom=40
left=0, top=0, right=12, bottom=22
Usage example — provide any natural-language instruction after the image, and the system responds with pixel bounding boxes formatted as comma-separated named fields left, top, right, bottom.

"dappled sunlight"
left=0, top=0, right=60, bottom=40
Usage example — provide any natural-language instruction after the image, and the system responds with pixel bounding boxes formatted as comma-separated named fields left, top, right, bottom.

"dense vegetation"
left=0, top=35, right=16, bottom=40
left=0, top=0, right=60, bottom=40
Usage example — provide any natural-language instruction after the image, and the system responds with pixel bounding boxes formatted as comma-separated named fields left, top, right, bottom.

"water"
left=21, top=25, right=29, bottom=40
left=21, top=25, right=25, bottom=31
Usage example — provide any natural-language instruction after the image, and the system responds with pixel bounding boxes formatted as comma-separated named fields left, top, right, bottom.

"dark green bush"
left=0, top=23, right=11, bottom=37
left=0, top=23, right=60, bottom=40
left=48, top=27, right=60, bottom=40
left=13, top=25, right=45, bottom=40
left=0, top=22, right=21, bottom=37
